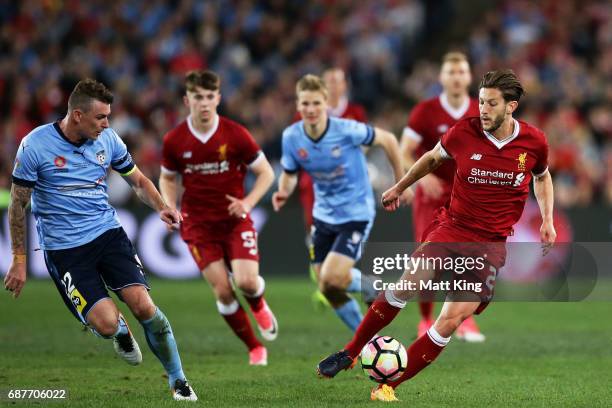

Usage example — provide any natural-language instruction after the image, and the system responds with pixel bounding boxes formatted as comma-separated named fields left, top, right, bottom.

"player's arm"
left=226, top=154, right=275, bottom=218
left=533, top=170, right=556, bottom=250
left=372, top=128, right=404, bottom=184
left=123, top=167, right=183, bottom=228
left=400, top=132, right=419, bottom=171
left=159, top=171, right=179, bottom=210
left=381, top=143, right=448, bottom=210
left=272, top=171, right=298, bottom=212
left=401, top=128, right=444, bottom=199
left=4, top=183, right=32, bottom=298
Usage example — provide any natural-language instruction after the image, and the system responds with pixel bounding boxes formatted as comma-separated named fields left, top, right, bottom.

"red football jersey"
left=404, top=94, right=479, bottom=185
left=440, top=117, right=549, bottom=238
left=161, top=115, right=261, bottom=224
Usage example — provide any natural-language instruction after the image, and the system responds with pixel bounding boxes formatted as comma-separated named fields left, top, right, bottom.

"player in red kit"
left=159, top=70, right=277, bottom=366
left=318, top=70, right=556, bottom=402
left=401, top=52, right=484, bottom=342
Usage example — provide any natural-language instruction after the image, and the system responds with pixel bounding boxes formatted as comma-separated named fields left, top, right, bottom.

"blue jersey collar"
left=53, top=121, right=88, bottom=147
left=303, top=118, right=330, bottom=144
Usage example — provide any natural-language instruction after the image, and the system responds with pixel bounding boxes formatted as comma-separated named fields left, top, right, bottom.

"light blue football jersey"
left=12, top=122, right=135, bottom=250
left=281, top=117, right=376, bottom=224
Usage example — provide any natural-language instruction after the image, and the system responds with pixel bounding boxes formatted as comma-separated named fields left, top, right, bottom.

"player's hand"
left=160, top=206, right=183, bottom=230
left=419, top=174, right=444, bottom=200
left=272, top=191, right=288, bottom=212
left=381, top=186, right=401, bottom=211
left=226, top=195, right=251, bottom=219
left=540, top=219, right=557, bottom=256
left=4, top=261, right=26, bottom=299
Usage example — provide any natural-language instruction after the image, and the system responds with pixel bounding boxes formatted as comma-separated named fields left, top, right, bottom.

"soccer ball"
left=361, top=336, right=408, bottom=383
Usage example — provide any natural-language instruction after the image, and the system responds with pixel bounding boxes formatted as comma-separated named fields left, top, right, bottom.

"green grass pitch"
left=1, top=278, right=611, bottom=407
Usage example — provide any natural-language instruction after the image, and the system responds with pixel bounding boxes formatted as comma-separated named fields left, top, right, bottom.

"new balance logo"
left=470, top=154, right=482, bottom=160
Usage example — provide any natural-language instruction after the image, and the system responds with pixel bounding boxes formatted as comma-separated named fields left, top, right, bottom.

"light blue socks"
left=334, top=298, right=363, bottom=331
left=140, top=308, right=186, bottom=387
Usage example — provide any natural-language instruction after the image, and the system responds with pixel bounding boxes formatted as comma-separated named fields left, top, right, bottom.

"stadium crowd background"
left=0, top=0, right=610, bottom=209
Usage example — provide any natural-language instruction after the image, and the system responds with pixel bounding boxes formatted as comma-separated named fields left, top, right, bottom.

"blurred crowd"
left=0, top=0, right=609, bottom=208
left=405, top=0, right=611, bottom=206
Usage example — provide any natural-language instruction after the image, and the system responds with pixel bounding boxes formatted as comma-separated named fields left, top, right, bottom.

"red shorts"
left=416, top=210, right=507, bottom=315
left=181, top=217, right=259, bottom=270
left=411, top=184, right=451, bottom=242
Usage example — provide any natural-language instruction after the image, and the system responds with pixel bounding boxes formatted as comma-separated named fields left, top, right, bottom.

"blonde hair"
left=442, top=51, right=469, bottom=65
left=296, top=74, right=328, bottom=98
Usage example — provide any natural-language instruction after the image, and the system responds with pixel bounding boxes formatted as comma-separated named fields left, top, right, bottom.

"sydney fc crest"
left=96, top=150, right=106, bottom=165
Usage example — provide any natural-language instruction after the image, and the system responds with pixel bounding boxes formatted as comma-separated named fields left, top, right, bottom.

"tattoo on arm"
left=9, top=184, right=32, bottom=255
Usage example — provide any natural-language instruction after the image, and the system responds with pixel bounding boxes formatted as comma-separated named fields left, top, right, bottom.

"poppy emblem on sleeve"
left=54, top=156, right=66, bottom=168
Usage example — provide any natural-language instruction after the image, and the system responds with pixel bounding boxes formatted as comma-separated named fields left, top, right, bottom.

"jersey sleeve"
left=402, top=103, right=427, bottom=143
left=12, top=136, right=39, bottom=187
left=280, top=132, right=299, bottom=174
left=109, top=129, right=136, bottom=176
left=439, top=122, right=461, bottom=160
left=532, top=131, right=549, bottom=177
left=346, top=119, right=375, bottom=146
left=161, top=132, right=180, bottom=174
left=235, top=125, right=262, bottom=165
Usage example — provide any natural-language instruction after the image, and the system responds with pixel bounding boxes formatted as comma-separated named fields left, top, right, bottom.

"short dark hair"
left=479, top=69, right=524, bottom=102
left=185, top=70, right=221, bottom=92
left=67, top=79, right=114, bottom=111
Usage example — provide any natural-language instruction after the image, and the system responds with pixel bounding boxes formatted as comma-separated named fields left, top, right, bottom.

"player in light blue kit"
left=3, top=79, right=197, bottom=401
left=272, top=74, right=410, bottom=331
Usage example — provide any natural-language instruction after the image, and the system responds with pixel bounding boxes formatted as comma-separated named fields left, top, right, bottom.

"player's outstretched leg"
left=375, top=300, right=481, bottom=400
left=318, top=254, right=365, bottom=332
left=204, top=260, right=267, bottom=365
left=120, top=285, right=196, bottom=401
left=140, top=307, right=197, bottom=401
left=87, top=299, right=143, bottom=366
left=317, top=289, right=405, bottom=378
left=217, top=300, right=267, bottom=366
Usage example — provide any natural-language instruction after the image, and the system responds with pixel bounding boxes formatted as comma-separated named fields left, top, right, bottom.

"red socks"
left=345, top=292, right=403, bottom=358
left=243, top=276, right=265, bottom=312
left=245, top=295, right=264, bottom=312
left=217, top=301, right=261, bottom=350
left=388, top=329, right=447, bottom=388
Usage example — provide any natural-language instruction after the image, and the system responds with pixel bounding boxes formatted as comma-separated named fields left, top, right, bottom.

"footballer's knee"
left=319, top=273, right=348, bottom=295
left=211, top=283, right=235, bottom=304
left=87, top=299, right=120, bottom=337
left=130, top=299, right=156, bottom=321
left=122, top=286, right=156, bottom=320
left=89, top=313, right=120, bottom=337
left=234, top=274, right=259, bottom=294
left=319, top=278, right=350, bottom=306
